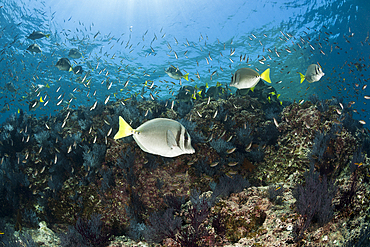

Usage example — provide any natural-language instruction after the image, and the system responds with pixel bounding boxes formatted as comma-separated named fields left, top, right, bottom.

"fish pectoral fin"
left=166, top=130, right=178, bottom=149
left=114, top=116, right=134, bottom=140
left=299, top=72, right=305, bottom=83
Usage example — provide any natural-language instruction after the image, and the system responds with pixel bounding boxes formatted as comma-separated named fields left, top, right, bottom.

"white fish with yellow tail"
left=299, top=64, right=324, bottom=83
left=26, top=44, right=42, bottom=54
left=165, top=67, right=189, bottom=81
left=114, top=117, right=195, bottom=157
left=56, top=58, right=73, bottom=72
left=68, top=48, right=82, bottom=59
left=230, top=68, right=271, bottom=91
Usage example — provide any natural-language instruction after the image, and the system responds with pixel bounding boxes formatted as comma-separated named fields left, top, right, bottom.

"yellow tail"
left=114, top=116, right=134, bottom=139
left=183, top=73, right=189, bottom=81
left=45, top=34, right=50, bottom=38
left=260, top=68, right=271, bottom=83
left=299, top=72, right=305, bottom=83
left=39, top=96, right=44, bottom=103
left=69, top=67, right=73, bottom=72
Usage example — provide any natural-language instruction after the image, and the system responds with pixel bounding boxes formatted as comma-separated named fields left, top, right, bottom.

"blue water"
left=0, top=0, right=369, bottom=123
left=1, top=0, right=370, bottom=245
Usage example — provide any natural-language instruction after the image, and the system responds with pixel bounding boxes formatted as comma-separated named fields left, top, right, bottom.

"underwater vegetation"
left=59, top=214, right=111, bottom=247
left=0, top=82, right=370, bottom=246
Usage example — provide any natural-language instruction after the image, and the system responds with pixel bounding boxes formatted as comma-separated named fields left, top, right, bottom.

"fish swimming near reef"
left=68, top=48, right=82, bottom=59
left=230, top=68, right=271, bottom=90
left=165, top=67, right=189, bottom=81
left=299, top=64, right=325, bottom=83
left=29, top=96, right=44, bottom=111
left=354, top=62, right=364, bottom=72
left=72, top=65, right=83, bottom=75
left=26, top=44, right=42, bottom=54
left=27, top=31, right=50, bottom=40
left=34, top=83, right=50, bottom=90
left=86, top=61, right=94, bottom=70
left=114, top=116, right=195, bottom=157
left=56, top=58, right=73, bottom=71
left=0, top=103, right=9, bottom=113
left=6, top=82, right=16, bottom=92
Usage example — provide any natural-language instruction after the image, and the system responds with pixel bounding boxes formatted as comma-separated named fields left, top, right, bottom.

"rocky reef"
left=0, top=83, right=370, bottom=247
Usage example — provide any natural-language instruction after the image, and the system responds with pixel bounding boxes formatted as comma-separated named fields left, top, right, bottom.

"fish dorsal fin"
left=166, top=130, right=178, bottom=149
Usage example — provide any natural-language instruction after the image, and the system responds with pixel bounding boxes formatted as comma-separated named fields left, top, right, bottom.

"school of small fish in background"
left=0, top=14, right=369, bottom=151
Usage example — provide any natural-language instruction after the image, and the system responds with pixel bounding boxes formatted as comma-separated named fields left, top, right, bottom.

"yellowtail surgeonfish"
left=56, top=58, right=73, bottom=72
left=230, top=68, right=271, bottom=91
left=114, top=117, right=195, bottom=157
left=27, top=31, right=50, bottom=40
left=299, top=64, right=325, bottom=83
left=26, top=44, right=42, bottom=54
left=29, top=97, right=44, bottom=111
left=0, top=103, right=10, bottom=113
left=6, top=82, right=16, bottom=92
left=68, top=48, right=82, bottom=59
left=165, top=67, right=189, bottom=81
left=72, top=65, right=83, bottom=75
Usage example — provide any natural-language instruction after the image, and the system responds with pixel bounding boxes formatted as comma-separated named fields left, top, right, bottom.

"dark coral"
left=212, top=174, right=250, bottom=199
left=60, top=214, right=111, bottom=247
left=292, top=164, right=337, bottom=242
left=144, top=207, right=182, bottom=243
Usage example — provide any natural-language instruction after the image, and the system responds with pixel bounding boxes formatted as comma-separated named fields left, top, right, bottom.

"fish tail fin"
left=69, top=67, right=73, bottom=72
left=261, top=68, right=271, bottom=83
left=39, top=96, right=44, bottom=103
left=46, top=83, right=50, bottom=88
left=183, top=73, right=189, bottom=81
left=250, top=86, right=255, bottom=92
left=114, top=116, right=133, bottom=139
left=45, top=34, right=50, bottom=38
left=299, top=72, right=305, bottom=83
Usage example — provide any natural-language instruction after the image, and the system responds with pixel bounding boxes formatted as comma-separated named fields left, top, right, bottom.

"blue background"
left=0, top=0, right=369, bottom=125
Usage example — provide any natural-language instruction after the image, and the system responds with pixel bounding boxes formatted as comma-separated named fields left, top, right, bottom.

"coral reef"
left=0, top=90, right=369, bottom=247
